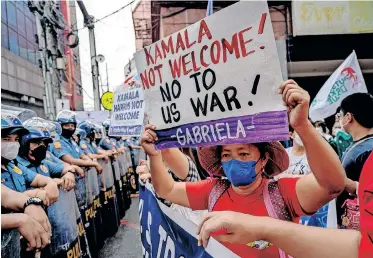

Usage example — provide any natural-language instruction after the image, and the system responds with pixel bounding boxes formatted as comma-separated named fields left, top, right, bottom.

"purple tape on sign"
left=154, top=110, right=289, bottom=150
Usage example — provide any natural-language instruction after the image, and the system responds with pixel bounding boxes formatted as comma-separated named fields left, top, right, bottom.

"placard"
left=109, top=84, right=145, bottom=137
left=135, top=1, right=288, bottom=149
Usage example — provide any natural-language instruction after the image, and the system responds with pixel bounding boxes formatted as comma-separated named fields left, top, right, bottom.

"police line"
left=139, top=183, right=238, bottom=258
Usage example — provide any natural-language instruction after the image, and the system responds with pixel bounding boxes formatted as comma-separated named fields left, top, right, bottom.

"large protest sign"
left=109, top=84, right=145, bottom=137
left=139, top=184, right=238, bottom=258
left=310, top=51, right=367, bottom=121
left=134, top=1, right=288, bottom=149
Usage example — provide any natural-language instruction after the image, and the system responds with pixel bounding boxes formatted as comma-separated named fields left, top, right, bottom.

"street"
left=99, top=197, right=142, bottom=258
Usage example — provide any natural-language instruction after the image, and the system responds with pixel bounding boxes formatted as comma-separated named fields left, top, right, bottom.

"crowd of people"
left=138, top=80, right=373, bottom=257
left=1, top=110, right=142, bottom=258
left=2, top=79, right=373, bottom=258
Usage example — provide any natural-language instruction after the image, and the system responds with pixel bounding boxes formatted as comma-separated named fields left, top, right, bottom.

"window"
left=8, top=28, right=19, bottom=55
left=17, top=8, right=26, bottom=37
left=19, top=35, right=27, bottom=59
left=1, top=1, right=7, bottom=23
left=6, top=1, right=17, bottom=31
left=26, top=17, right=34, bottom=43
left=1, top=22, right=9, bottom=49
left=27, top=40, right=36, bottom=64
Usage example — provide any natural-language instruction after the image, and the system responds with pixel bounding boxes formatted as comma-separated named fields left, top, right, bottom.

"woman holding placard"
left=141, top=80, right=346, bottom=258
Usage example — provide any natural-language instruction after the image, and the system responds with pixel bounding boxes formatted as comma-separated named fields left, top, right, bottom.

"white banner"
left=75, top=111, right=110, bottom=124
left=109, top=84, right=145, bottom=137
left=134, top=1, right=288, bottom=149
left=309, top=51, right=367, bottom=121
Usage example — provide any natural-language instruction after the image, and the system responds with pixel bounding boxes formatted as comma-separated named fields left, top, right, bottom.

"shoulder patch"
left=81, top=143, right=87, bottom=149
left=40, top=165, right=48, bottom=173
left=13, top=166, right=23, bottom=175
left=54, top=141, right=61, bottom=148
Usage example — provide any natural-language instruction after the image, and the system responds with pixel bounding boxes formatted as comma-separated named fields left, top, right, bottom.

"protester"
left=1, top=185, right=51, bottom=257
left=141, top=80, right=346, bottom=257
left=336, top=93, right=373, bottom=228
left=314, top=120, right=332, bottom=141
left=197, top=151, right=373, bottom=258
left=282, top=128, right=311, bottom=176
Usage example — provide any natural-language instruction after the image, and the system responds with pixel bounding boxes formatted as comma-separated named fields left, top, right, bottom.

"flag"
left=309, top=51, right=367, bottom=122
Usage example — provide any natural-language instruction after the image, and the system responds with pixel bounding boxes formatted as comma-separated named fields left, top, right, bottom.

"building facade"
left=1, top=0, right=84, bottom=118
left=1, top=0, right=45, bottom=116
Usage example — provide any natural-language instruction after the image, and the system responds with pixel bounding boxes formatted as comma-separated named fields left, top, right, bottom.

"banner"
left=109, top=84, right=145, bottom=137
left=309, top=51, right=367, bottom=121
left=292, top=1, right=373, bottom=36
left=139, top=184, right=238, bottom=258
left=75, top=111, right=110, bottom=124
left=134, top=1, right=288, bottom=149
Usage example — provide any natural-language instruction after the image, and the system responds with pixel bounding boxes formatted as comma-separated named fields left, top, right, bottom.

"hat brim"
left=5, top=127, right=30, bottom=137
left=197, top=142, right=289, bottom=177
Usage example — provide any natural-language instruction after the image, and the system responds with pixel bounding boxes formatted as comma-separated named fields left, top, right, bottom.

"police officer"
left=1, top=185, right=51, bottom=257
left=1, top=113, right=58, bottom=256
left=78, top=121, right=111, bottom=162
left=1, top=113, right=59, bottom=205
left=17, top=126, right=77, bottom=191
left=50, top=110, right=102, bottom=173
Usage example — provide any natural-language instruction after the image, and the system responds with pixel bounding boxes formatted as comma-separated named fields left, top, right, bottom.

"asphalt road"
left=98, top=197, right=142, bottom=258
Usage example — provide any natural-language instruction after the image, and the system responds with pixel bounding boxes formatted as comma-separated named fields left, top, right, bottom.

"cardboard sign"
left=109, top=84, right=145, bottom=137
left=309, top=51, right=367, bottom=121
left=135, top=1, right=288, bottom=149
left=139, top=184, right=239, bottom=258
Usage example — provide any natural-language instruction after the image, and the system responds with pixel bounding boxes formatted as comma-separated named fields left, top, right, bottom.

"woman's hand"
left=61, top=172, right=75, bottom=191
left=141, top=124, right=160, bottom=156
left=197, top=211, right=265, bottom=248
left=279, top=80, right=310, bottom=130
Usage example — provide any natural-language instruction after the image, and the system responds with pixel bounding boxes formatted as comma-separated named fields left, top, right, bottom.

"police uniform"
left=45, top=150, right=64, bottom=165
left=79, top=138, right=96, bottom=156
left=16, top=156, right=64, bottom=178
left=99, top=137, right=117, bottom=151
left=1, top=161, right=37, bottom=192
left=50, top=135, right=83, bottom=160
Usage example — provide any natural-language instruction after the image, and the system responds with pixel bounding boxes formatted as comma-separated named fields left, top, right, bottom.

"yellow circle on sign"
left=101, top=91, right=114, bottom=111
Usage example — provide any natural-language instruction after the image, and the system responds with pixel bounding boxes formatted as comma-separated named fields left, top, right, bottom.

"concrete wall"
left=1, top=47, right=45, bottom=117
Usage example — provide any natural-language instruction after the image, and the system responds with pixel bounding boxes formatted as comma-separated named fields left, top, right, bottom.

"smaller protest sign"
left=109, top=84, right=145, bottom=137
left=135, top=1, right=288, bottom=149
left=139, top=184, right=239, bottom=258
left=310, top=51, right=367, bottom=121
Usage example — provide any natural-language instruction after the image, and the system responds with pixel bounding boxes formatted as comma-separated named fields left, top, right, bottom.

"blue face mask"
left=221, top=159, right=258, bottom=187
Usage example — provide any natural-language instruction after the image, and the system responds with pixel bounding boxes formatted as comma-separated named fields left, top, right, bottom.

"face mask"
left=95, top=138, right=102, bottom=145
left=294, top=134, right=304, bottom=147
left=339, top=116, right=348, bottom=133
left=1, top=142, right=20, bottom=161
left=30, top=145, right=47, bottom=164
left=88, top=133, right=95, bottom=142
left=221, top=159, right=257, bottom=187
left=62, top=128, right=75, bottom=138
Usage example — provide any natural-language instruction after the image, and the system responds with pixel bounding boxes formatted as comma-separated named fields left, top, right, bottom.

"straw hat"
left=197, top=142, right=290, bottom=177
